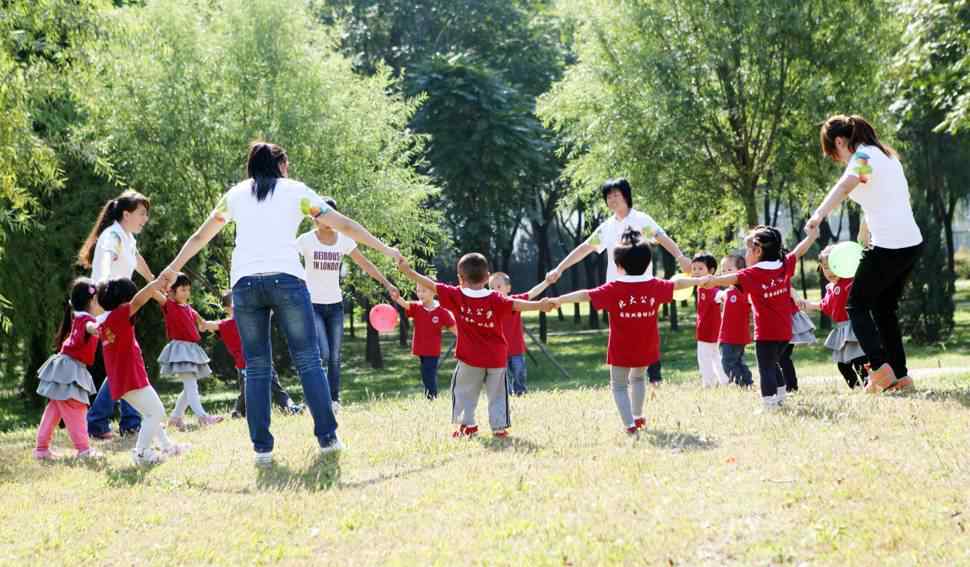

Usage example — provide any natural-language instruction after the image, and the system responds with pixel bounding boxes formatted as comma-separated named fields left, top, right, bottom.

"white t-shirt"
left=91, top=222, right=138, bottom=283
left=841, top=145, right=922, bottom=249
left=296, top=231, right=357, bottom=304
left=216, top=178, right=332, bottom=286
left=586, top=208, right=664, bottom=282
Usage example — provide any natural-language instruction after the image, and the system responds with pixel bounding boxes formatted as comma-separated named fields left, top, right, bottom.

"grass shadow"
left=783, top=399, right=855, bottom=422
left=474, top=435, right=542, bottom=454
left=642, top=429, right=718, bottom=452
left=256, top=453, right=341, bottom=492
left=104, top=463, right=153, bottom=487
left=909, top=387, right=970, bottom=409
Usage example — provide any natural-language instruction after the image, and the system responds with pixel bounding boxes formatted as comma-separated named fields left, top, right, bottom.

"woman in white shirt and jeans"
left=161, top=142, right=402, bottom=464
left=807, top=115, right=924, bottom=393
left=296, top=197, right=399, bottom=411
left=77, top=190, right=155, bottom=439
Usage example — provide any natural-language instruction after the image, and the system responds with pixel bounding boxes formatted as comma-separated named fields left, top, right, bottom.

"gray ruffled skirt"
left=36, top=354, right=96, bottom=405
left=824, top=320, right=866, bottom=363
left=158, top=340, right=212, bottom=380
left=790, top=311, right=817, bottom=345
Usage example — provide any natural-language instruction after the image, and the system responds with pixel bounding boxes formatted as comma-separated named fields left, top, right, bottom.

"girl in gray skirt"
left=157, top=273, right=223, bottom=429
left=34, top=278, right=103, bottom=460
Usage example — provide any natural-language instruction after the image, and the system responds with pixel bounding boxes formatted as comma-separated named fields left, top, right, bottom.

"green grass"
left=0, top=285, right=968, bottom=565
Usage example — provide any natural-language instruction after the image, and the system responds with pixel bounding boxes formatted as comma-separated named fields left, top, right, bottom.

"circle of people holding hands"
left=33, top=114, right=924, bottom=467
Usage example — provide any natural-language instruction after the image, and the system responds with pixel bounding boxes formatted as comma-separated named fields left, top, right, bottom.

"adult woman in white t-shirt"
left=296, top=197, right=399, bottom=410
left=77, top=190, right=155, bottom=439
left=545, top=178, right=692, bottom=384
left=807, top=115, right=924, bottom=393
left=161, top=142, right=402, bottom=463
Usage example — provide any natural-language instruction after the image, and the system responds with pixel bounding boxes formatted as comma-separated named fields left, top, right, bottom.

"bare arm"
left=859, top=219, right=870, bottom=247
left=135, top=254, right=155, bottom=282
left=701, top=273, right=740, bottom=288
left=161, top=213, right=227, bottom=285
left=316, top=210, right=400, bottom=262
left=551, top=289, right=592, bottom=305
left=807, top=175, right=861, bottom=230
left=512, top=298, right=555, bottom=312
left=546, top=243, right=597, bottom=284
left=397, top=257, right=436, bottom=291
left=130, top=280, right=163, bottom=316
left=525, top=278, right=551, bottom=300
left=392, top=295, right=410, bottom=310
left=348, top=248, right=398, bottom=297
left=655, top=232, right=691, bottom=272
left=670, top=275, right=707, bottom=289
left=791, top=224, right=820, bottom=259
left=199, top=319, right=220, bottom=333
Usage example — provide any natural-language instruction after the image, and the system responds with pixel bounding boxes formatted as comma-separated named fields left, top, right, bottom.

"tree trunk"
left=22, top=331, right=47, bottom=407
left=398, top=303, right=408, bottom=348
left=362, top=297, right=383, bottom=369
left=348, top=299, right=355, bottom=339
left=533, top=217, right=551, bottom=343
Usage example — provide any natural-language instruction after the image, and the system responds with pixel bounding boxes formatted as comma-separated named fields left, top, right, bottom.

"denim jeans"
left=312, top=302, right=344, bottom=402
left=719, top=343, right=753, bottom=386
left=506, top=354, right=527, bottom=395
left=233, top=273, right=337, bottom=453
left=419, top=355, right=440, bottom=399
left=87, top=342, right=141, bottom=435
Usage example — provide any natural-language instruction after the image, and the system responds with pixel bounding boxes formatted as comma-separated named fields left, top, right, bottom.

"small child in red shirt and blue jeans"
left=397, top=253, right=554, bottom=438
left=487, top=272, right=551, bottom=396
left=550, top=230, right=705, bottom=434
left=393, top=285, right=456, bottom=399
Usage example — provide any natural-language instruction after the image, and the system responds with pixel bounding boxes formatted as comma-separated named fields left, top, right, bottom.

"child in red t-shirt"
left=691, top=253, right=728, bottom=387
left=393, top=285, right=456, bottom=399
left=701, top=225, right=819, bottom=410
left=799, top=245, right=869, bottom=388
left=202, top=292, right=303, bottom=418
left=487, top=272, right=552, bottom=396
left=155, top=273, right=222, bottom=430
left=397, top=253, right=554, bottom=438
left=33, top=278, right=103, bottom=460
left=715, top=255, right=752, bottom=387
left=97, top=277, right=189, bottom=466
left=550, top=231, right=705, bottom=434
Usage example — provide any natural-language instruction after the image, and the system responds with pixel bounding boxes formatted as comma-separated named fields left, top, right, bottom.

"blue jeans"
left=233, top=273, right=337, bottom=453
left=87, top=379, right=141, bottom=435
left=507, top=355, right=527, bottom=395
left=312, top=302, right=344, bottom=403
left=719, top=343, right=753, bottom=386
left=419, top=355, right=440, bottom=399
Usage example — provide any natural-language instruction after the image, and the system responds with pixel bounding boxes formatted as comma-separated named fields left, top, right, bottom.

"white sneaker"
left=319, top=436, right=344, bottom=454
left=331, top=401, right=341, bottom=415
left=131, top=448, right=165, bottom=467
left=254, top=451, right=274, bottom=467
left=776, top=386, right=787, bottom=404
left=76, top=448, right=104, bottom=460
left=163, top=443, right=191, bottom=458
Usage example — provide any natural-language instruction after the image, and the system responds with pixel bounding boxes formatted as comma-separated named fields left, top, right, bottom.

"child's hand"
left=544, top=269, right=561, bottom=285
left=387, top=284, right=401, bottom=302
left=396, top=255, right=412, bottom=272
left=538, top=297, right=556, bottom=312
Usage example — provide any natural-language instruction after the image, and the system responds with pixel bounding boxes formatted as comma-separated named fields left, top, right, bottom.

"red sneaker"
left=493, top=429, right=509, bottom=438
left=634, top=417, right=646, bottom=430
left=625, top=425, right=639, bottom=436
left=452, top=424, right=479, bottom=438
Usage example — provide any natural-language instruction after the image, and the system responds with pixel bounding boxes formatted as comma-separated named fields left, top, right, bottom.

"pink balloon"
left=369, top=303, right=399, bottom=333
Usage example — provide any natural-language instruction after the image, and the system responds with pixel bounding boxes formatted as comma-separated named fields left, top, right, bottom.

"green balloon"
left=828, top=241, right=863, bottom=278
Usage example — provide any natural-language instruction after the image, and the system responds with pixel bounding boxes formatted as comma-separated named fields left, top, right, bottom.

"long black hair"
left=78, top=191, right=150, bottom=269
left=247, top=141, right=288, bottom=201
left=54, top=278, right=98, bottom=348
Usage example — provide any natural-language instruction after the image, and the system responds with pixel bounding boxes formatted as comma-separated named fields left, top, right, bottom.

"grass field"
left=0, top=283, right=968, bottom=565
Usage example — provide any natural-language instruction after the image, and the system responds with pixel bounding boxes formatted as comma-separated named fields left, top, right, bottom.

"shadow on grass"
left=910, top=387, right=970, bottom=409
left=783, top=399, right=854, bottom=422
left=475, top=435, right=541, bottom=454
left=642, top=429, right=718, bottom=452
left=256, top=453, right=342, bottom=492
left=105, top=463, right=153, bottom=487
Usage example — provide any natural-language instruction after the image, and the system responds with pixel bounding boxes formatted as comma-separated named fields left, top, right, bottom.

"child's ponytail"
left=53, top=278, right=99, bottom=348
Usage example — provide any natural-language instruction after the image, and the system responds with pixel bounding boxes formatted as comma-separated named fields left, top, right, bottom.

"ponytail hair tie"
left=89, top=285, right=96, bottom=295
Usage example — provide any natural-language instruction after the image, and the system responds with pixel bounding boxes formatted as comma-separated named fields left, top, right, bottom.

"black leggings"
left=755, top=341, right=788, bottom=398
left=847, top=243, right=923, bottom=378
left=837, top=357, right=869, bottom=389
left=778, top=343, right=796, bottom=392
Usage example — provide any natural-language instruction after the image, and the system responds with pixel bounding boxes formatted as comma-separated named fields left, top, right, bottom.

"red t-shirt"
left=218, top=319, right=246, bottom=369
left=100, top=303, right=151, bottom=400
left=406, top=301, right=455, bottom=357
left=60, top=313, right=98, bottom=366
left=435, top=283, right=515, bottom=368
left=718, top=287, right=752, bottom=345
left=820, top=278, right=853, bottom=323
left=501, top=292, right=529, bottom=357
left=588, top=277, right=675, bottom=368
left=735, top=253, right=797, bottom=342
left=695, top=286, right=721, bottom=343
left=163, top=300, right=201, bottom=342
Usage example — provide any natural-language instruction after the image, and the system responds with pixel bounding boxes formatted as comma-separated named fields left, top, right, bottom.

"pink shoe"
left=168, top=416, right=186, bottom=431
left=76, top=448, right=104, bottom=460
left=33, top=448, right=59, bottom=460
left=198, top=415, right=224, bottom=426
